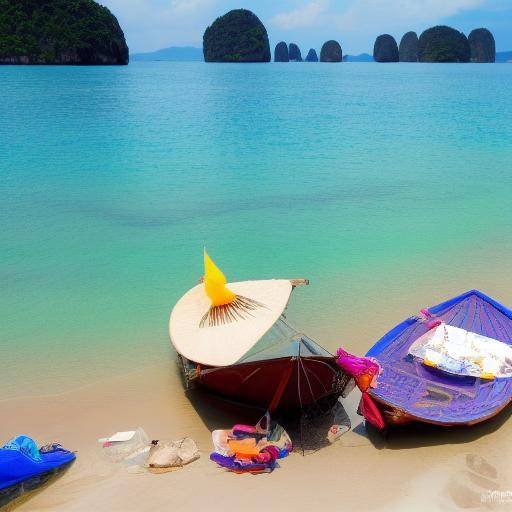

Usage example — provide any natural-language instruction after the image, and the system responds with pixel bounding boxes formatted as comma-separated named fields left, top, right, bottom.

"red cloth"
left=360, top=392, right=386, bottom=430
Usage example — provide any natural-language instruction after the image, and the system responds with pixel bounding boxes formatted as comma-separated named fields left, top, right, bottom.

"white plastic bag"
left=211, top=430, right=233, bottom=457
left=99, top=427, right=150, bottom=463
left=146, top=438, right=199, bottom=473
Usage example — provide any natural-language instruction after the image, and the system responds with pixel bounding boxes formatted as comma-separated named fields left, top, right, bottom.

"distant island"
left=496, top=51, right=512, bottom=63
left=274, top=40, right=343, bottom=63
left=320, top=40, right=343, bottom=62
left=131, top=47, right=203, bottom=62
left=399, top=32, right=419, bottom=62
left=373, top=25, right=496, bottom=63
left=288, top=43, right=302, bottom=62
left=0, top=0, right=128, bottom=65
left=198, top=10, right=504, bottom=66
left=373, top=34, right=399, bottom=62
left=469, top=28, right=495, bottom=63
left=305, top=49, right=318, bottom=62
left=131, top=43, right=510, bottom=65
left=1, top=3, right=509, bottom=67
left=274, top=42, right=289, bottom=62
left=343, top=53, right=374, bottom=62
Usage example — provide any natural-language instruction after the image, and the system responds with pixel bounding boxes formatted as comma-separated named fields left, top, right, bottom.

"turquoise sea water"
left=2, top=62, right=512, bottom=399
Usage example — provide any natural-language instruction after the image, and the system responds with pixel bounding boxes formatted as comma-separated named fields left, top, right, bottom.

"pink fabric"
left=419, top=308, right=442, bottom=330
left=335, top=348, right=381, bottom=392
left=232, top=425, right=257, bottom=434
left=426, top=319, right=442, bottom=330
left=253, top=445, right=280, bottom=464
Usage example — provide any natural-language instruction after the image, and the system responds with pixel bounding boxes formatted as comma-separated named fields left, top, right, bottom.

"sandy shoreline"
left=2, top=361, right=512, bottom=512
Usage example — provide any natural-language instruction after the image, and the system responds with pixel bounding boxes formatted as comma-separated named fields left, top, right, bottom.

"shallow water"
left=1, top=62, right=512, bottom=398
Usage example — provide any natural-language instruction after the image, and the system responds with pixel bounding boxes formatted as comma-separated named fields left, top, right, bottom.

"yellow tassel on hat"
left=203, top=249, right=236, bottom=307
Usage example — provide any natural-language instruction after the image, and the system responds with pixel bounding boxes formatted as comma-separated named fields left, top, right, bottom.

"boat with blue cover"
left=0, top=436, right=75, bottom=507
left=364, top=290, right=512, bottom=427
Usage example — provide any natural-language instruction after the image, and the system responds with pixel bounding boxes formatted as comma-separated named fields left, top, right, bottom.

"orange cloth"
left=227, top=439, right=265, bottom=460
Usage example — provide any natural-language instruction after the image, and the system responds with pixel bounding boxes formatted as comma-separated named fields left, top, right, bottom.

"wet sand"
left=2, top=361, right=512, bottom=512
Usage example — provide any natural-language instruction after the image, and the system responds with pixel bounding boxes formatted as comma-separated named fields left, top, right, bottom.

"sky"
left=101, top=0, right=512, bottom=54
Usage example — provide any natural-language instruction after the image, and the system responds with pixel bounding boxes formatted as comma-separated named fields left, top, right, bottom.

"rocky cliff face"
left=203, top=9, right=270, bottom=63
left=288, top=43, right=302, bottom=62
left=468, top=28, right=495, bottom=63
left=373, top=34, right=399, bottom=62
left=399, top=32, right=419, bottom=62
left=320, top=40, right=342, bottom=62
left=418, top=26, right=470, bottom=62
left=0, top=0, right=128, bottom=65
left=305, top=48, right=318, bottom=62
left=274, top=41, right=289, bottom=62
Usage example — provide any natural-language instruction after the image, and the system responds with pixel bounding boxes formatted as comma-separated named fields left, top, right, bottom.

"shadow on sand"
left=178, top=356, right=512, bottom=454
left=176, top=360, right=512, bottom=453
left=184, top=376, right=350, bottom=454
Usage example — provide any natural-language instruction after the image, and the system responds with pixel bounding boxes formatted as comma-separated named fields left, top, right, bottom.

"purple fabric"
left=366, top=291, right=512, bottom=424
left=209, top=452, right=275, bottom=473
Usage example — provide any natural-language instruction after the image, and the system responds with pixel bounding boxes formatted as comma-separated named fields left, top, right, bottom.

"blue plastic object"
left=0, top=436, right=75, bottom=500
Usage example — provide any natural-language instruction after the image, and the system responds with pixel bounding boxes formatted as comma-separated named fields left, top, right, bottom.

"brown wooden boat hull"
left=368, top=393, right=512, bottom=427
left=195, top=356, right=343, bottom=412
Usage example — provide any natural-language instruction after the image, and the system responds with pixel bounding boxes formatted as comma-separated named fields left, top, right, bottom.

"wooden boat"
left=365, top=290, right=512, bottom=427
left=169, top=251, right=346, bottom=413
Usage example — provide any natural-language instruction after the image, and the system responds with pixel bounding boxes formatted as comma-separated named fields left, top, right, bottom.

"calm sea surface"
left=1, top=62, right=511, bottom=399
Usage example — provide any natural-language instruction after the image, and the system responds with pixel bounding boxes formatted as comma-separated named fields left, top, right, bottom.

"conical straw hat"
left=169, top=251, right=293, bottom=367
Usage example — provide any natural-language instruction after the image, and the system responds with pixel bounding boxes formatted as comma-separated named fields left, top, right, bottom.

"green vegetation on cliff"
left=418, top=26, right=470, bottom=63
left=203, top=9, right=270, bottom=63
left=0, top=0, right=128, bottom=64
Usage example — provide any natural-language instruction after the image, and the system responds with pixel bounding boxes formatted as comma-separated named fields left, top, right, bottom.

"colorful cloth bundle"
left=335, top=347, right=386, bottom=430
left=335, top=348, right=380, bottom=393
left=210, top=416, right=292, bottom=474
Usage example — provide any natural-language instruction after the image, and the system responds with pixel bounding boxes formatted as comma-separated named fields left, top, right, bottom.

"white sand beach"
left=2, top=360, right=512, bottom=512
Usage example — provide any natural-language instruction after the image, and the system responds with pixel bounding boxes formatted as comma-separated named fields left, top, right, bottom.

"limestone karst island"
left=199, top=9, right=498, bottom=65
left=0, top=0, right=128, bottom=64
left=0, top=5, right=502, bottom=66
left=202, top=9, right=270, bottom=63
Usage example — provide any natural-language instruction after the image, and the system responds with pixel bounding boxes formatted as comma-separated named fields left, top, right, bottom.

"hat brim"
left=169, top=279, right=293, bottom=367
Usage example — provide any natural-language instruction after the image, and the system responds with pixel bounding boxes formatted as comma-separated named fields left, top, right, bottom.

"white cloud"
left=270, top=1, right=330, bottom=30
left=336, top=0, right=485, bottom=32
left=271, top=0, right=485, bottom=33
left=101, top=0, right=218, bottom=52
left=170, top=0, right=216, bottom=15
left=100, top=0, right=488, bottom=54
